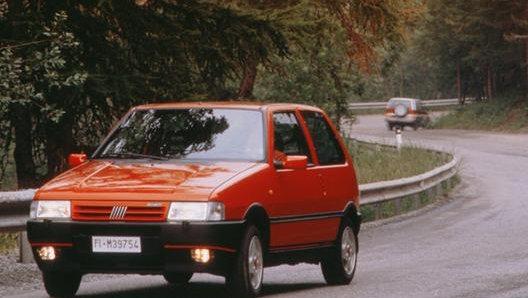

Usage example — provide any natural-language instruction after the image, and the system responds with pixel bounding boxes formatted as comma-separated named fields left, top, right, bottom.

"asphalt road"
left=8, top=114, right=528, bottom=298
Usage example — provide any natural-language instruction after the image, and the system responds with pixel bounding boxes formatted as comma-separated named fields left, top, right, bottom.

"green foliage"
left=0, top=233, right=17, bottom=253
left=361, top=0, right=527, bottom=101
left=0, top=0, right=291, bottom=187
left=0, top=9, right=87, bottom=187
left=407, top=0, right=526, bottom=99
left=253, top=27, right=359, bottom=125
left=252, top=0, right=417, bottom=123
left=0, top=0, right=422, bottom=187
left=433, top=98, right=528, bottom=131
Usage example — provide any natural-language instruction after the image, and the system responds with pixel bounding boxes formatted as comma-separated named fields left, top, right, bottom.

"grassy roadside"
left=433, top=97, right=528, bottom=132
left=348, top=140, right=451, bottom=184
left=0, top=233, right=18, bottom=254
left=347, top=140, right=457, bottom=222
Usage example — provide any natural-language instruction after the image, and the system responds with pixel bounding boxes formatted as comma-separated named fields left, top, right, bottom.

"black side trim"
left=269, top=211, right=343, bottom=224
left=266, top=244, right=334, bottom=267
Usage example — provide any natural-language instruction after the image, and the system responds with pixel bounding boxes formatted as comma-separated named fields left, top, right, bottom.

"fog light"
left=37, top=246, right=56, bottom=261
left=191, top=248, right=212, bottom=263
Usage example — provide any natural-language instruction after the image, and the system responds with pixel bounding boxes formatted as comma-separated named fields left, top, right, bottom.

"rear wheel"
left=42, top=270, right=81, bottom=298
left=321, top=218, right=358, bottom=285
left=163, top=272, right=193, bottom=284
left=227, top=225, right=264, bottom=298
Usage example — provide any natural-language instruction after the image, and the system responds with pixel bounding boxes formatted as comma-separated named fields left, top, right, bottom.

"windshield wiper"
left=99, top=152, right=169, bottom=160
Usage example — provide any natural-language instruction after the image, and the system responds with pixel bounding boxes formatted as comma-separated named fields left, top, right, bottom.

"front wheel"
left=321, top=218, right=358, bottom=285
left=226, top=225, right=264, bottom=298
left=43, top=270, right=81, bottom=298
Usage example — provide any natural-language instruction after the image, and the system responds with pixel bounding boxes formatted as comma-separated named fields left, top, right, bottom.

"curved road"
left=8, top=114, right=528, bottom=298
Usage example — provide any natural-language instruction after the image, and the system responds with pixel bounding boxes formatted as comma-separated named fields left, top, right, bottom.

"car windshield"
left=95, top=108, right=265, bottom=161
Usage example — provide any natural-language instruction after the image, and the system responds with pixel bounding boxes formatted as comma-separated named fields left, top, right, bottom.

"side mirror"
left=68, top=153, right=87, bottom=168
left=280, top=155, right=308, bottom=170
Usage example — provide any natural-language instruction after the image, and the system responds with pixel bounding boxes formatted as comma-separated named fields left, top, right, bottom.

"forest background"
left=0, top=0, right=527, bottom=189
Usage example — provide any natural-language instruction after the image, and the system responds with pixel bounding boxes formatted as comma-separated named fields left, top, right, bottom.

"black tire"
left=321, top=218, right=358, bottom=285
left=43, top=270, right=81, bottom=298
left=163, top=272, right=193, bottom=284
left=226, top=225, right=264, bottom=298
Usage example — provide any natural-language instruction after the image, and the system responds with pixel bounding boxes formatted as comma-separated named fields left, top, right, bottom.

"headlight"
left=167, top=202, right=224, bottom=221
left=30, top=200, right=71, bottom=219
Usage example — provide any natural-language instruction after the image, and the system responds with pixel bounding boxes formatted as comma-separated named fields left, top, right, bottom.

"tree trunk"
left=456, top=63, right=463, bottom=104
left=11, top=105, right=38, bottom=188
left=525, top=3, right=528, bottom=100
left=486, top=65, right=493, bottom=101
left=399, top=63, right=404, bottom=97
left=45, top=115, right=74, bottom=180
left=330, top=67, right=345, bottom=131
left=237, top=53, right=258, bottom=99
left=525, top=38, right=528, bottom=99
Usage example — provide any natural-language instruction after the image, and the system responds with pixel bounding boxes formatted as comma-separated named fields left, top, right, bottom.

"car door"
left=268, top=110, right=328, bottom=249
left=300, top=110, right=358, bottom=233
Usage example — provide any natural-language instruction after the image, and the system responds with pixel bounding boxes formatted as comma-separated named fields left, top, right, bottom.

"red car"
left=27, top=102, right=361, bottom=298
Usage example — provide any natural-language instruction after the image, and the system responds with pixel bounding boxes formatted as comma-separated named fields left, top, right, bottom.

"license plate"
left=92, top=236, right=141, bottom=253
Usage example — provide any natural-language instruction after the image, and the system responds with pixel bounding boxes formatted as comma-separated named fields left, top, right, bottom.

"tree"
left=416, top=0, right=528, bottom=101
left=0, top=8, right=87, bottom=188
left=0, top=0, right=289, bottom=188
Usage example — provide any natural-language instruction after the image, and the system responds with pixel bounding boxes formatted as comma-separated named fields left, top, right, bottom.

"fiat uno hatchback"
left=27, top=102, right=361, bottom=298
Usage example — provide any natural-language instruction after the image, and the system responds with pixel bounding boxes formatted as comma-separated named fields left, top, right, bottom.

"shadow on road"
left=76, top=280, right=327, bottom=298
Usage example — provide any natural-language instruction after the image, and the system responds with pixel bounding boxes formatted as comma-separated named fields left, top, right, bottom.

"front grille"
left=72, top=201, right=168, bottom=222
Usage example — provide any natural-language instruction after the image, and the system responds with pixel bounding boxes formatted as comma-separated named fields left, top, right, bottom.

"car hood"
left=36, top=160, right=260, bottom=200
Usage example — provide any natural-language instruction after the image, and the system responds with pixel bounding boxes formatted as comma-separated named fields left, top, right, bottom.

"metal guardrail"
left=349, top=98, right=461, bottom=110
left=359, top=156, right=458, bottom=220
left=0, top=189, right=35, bottom=233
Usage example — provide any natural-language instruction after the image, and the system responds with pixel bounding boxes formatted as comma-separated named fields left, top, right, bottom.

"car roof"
left=388, top=97, right=422, bottom=102
left=132, top=101, right=323, bottom=113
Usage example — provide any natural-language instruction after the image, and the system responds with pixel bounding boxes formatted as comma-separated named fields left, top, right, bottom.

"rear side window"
left=301, top=111, right=345, bottom=165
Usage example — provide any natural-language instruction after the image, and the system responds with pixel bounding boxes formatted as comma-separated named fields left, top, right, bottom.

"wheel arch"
left=242, top=204, right=270, bottom=253
left=343, top=202, right=362, bottom=236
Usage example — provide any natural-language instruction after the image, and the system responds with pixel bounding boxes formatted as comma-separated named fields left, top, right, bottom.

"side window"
left=302, top=111, right=345, bottom=165
left=272, top=112, right=311, bottom=162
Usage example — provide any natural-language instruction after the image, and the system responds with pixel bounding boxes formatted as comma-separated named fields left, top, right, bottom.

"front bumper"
left=26, top=219, right=245, bottom=276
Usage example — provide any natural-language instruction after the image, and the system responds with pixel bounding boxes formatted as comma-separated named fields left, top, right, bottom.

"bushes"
left=433, top=98, right=528, bottom=131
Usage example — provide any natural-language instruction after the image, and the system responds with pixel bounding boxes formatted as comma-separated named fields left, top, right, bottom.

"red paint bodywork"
left=33, top=102, right=359, bottom=256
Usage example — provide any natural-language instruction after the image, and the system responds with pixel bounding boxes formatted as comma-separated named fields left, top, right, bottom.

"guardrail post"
left=395, top=128, right=403, bottom=152
left=394, top=198, right=401, bottom=215
left=445, top=177, right=452, bottom=190
left=412, top=193, right=420, bottom=209
left=18, top=231, right=34, bottom=263
left=374, top=203, right=381, bottom=220
left=436, top=183, right=444, bottom=197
